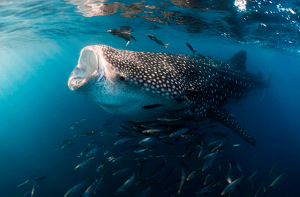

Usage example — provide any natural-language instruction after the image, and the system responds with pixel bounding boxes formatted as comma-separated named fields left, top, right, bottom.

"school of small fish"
left=16, top=116, right=285, bottom=197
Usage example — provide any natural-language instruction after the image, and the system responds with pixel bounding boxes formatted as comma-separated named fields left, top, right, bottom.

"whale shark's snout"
left=68, top=45, right=121, bottom=106
left=68, top=47, right=103, bottom=91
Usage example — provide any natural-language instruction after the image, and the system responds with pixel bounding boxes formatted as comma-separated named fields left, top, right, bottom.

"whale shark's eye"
left=120, top=76, right=125, bottom=81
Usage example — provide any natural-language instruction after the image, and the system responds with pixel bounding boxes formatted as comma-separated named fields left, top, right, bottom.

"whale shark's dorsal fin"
left=228, top=50, right=247, bottom=71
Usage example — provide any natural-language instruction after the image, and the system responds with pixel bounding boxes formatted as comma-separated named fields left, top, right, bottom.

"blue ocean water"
left=0, top=0, right=300, bottom=196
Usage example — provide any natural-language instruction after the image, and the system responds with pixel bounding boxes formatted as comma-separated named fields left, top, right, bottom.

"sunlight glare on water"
left=234, top=0, right=247, bottom=12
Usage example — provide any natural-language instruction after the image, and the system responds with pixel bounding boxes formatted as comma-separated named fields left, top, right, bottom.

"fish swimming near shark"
left=147, top=34, right=168, bottom=48
left=108, top=28, right=136, bottom=46
left=68, top=45, right=270, bottom=145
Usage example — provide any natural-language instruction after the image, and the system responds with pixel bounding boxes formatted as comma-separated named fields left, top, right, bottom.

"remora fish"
left=186, top=42, right=196, bottom=55
left=146, top=34, right=168, bottom=48
left=68, top=45, right=270, bottom=145
left=108, top=28, right=136, bottom=46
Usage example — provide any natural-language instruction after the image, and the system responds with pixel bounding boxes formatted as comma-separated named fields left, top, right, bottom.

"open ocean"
left=0, top=0, right=300, bottom=196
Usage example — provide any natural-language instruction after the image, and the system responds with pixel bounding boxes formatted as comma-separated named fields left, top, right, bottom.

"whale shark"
left=68, top=45, right=269, bottom=145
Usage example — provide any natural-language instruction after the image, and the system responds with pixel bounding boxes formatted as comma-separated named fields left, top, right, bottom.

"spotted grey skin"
left=68, top=45, right=269, bottom=145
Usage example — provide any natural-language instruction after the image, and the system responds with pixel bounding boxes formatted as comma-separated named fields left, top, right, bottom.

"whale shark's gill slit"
left=97, top=54, right=104, bottom=82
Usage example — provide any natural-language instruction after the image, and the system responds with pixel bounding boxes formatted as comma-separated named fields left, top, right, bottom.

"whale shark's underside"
left=68, top=45, right=269, bottom=145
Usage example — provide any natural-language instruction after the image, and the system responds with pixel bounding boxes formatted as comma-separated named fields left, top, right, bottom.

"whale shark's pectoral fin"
left=209, top=107, right=256, bottom=146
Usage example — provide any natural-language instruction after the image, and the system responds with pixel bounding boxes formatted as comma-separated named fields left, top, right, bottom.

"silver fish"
left=221, top=174, right=244, bottom=195
left=227, top=162, right=233, bottom=183
left=142, top=129, right=163, bottom=134
left=31, top=181, right=37, bottom=197
left=78, top=147, right=90, bottom=158
left=247, top=170, right=257, bottom=182
left=268, top=161, right=278, bottom=177
left=114, top=138, right=132, bottom=146
left=74, top=157, right=95, bottom=170
left=136, top=186, right=152, bottom=197
left=186, top=167, right=202, bottom=181
left=204, top=170, right=217, bottom=185
left=203, top=152, right=218, bottom=160
left=134, top=148, right=148, bottom=153
left=270, top=173, right=285, bottom=187
left=211, top=139, right=223, bottom=152
left=94, top=174, right=104, bottom=194
left=196, top=183, right=214, bottom=195
left=237, top=162, right=242, bottom=172
left=115, top=172, right=135, bottom=195
left=64, top=177, right=89, bottom=197
left=202, top=153, right=217, bottom=171
left=85, top=146, right=101, bottom=157
left=138, top=137, right=156, bottom=145
left=178, top=167, right=186, bottom=195
left=208, top=139, right=222, bottom=147
left=22, top=191, right=31, bottom=197
left=112, top=168, right=131, bottom=176
left=169, top=128, right=190, bottom=137
left=16, top=179, right=30, bottom=188
left=82, top=179, right=98, bottom=197
left=197, top=145, right=204, bottom=158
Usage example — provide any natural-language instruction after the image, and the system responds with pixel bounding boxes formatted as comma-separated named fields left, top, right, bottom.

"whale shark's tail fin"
left=210, top=107, right=256, bottom=146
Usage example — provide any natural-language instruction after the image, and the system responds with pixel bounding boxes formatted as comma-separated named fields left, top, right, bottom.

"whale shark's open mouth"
left=68, top=48, right=104, bottom=91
